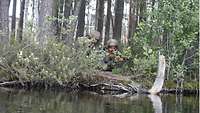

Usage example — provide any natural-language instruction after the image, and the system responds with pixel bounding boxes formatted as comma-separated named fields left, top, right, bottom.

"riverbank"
left=0, top=71, right=199, bottom=95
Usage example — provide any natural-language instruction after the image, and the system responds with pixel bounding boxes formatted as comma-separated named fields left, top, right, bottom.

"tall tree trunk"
left=128, top=0, right=137, bottom=40
left=128, top=0, right=133, bottom=41
left=0, top=0, right=10, bottom=45
left=32, top=0, right=37, bottom=28
left=71, top=0, right=77, bottom=15
left=57, top=0, right=64, bottom=39
left=135, top=0, right=139, bottom=29
left=95, top=0, right=99, bottom=30
left=113, top=0, right=124, bottom=43
left=63, top=0, right=72, bottom=43
left=128, top=0, right=138, bottom=42
left=104, top=0, right=111, bottom=45
left=32, top=0, right=35, bottom=21
left=95, top=0, right=104, bottom=45
left=53, top=0, right=60, bottom=38
left=17, top=0, right=26, bottom=42
left=75, top=0, right=86, bottom=38
left=139, top=0, right=146, bottom=22
left=38, top=0, right=55, bottom=44
left=11, top=0, right=17, bottom=39
left=64, top=0, right=72, bottom=19
left=24, top=0, right=30, bottom=27
left=72, top=0, right=81, bottom=16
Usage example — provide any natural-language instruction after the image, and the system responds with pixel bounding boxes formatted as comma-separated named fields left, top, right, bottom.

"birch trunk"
left=148, top=54, right=166, bottom=94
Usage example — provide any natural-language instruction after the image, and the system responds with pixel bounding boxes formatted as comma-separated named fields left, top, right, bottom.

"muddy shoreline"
left=0, top=79, right=198, bottom=95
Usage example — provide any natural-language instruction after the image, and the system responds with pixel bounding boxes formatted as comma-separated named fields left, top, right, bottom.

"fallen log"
left=76, top=54, right=166, bottom=95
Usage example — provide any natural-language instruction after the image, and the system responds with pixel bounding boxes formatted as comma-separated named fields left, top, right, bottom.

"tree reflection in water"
left=0, top=88, right=198, bottom=113
left=148, top=95, right=162, bottom=113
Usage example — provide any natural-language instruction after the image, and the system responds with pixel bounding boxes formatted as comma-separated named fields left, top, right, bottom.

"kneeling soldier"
left=103, top=39, right=127, bottom=71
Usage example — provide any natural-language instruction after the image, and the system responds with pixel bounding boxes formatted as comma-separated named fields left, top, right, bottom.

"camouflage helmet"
left=106, top=39, right=119, bottom=48
left=89, top=30, right=100, bottom=40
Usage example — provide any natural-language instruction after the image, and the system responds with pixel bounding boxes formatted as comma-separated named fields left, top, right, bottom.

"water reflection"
left=0, top=88, right=198, bottom=113
left=148, top=95, right=162, bottom=113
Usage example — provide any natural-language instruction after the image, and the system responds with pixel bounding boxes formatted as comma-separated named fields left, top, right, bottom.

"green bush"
left=125, top=0, right=199, bottom=81
left=0, top=37, right=104, bottom=85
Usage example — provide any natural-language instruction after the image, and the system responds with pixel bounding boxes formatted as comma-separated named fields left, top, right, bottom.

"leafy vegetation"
left=0, top=0, right=198, bottom=91
left=0, top=37, right=104, bottom=85
left=118, top=0, right=199, bottom=89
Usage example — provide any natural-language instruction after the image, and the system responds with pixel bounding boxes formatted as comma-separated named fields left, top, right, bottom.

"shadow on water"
left=0, top=88, right=198, bottom=113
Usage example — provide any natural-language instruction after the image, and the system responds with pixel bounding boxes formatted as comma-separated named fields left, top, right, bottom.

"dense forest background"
left=0, top=0, right=199, bottom=89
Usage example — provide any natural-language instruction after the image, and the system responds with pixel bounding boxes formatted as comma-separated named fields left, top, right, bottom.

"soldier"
left=78, top=30, right=100, bottom=49
left=103, top=39, right=128, bottom=71
left=87, top=30, right=100, bottom=49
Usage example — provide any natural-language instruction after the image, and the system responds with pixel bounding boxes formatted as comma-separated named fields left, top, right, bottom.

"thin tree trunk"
left=54, top=0, right=61, bottom=38
left=139, top=0, right=146, bottom=21
left=31, top=0, right=35, bottom=31
left=95, top=0, right=104, bottom=45
left=75, top=0, right=86, bottom=38
left=71, top=0, right=77, bottom=15
left=17, top=0, right=26, bottom=42
left=128, top=0, right=135, bottom=41
left=86, top=3, right=90, bottom=34
left=72, top=0, right=81, bottom=16
left=152, top=0, right=155, bottom=10
left=95, top=0, right=99, bottom=30
left=0, top=0, right=10, bottom=45
left=24, top=0, right=30, bottom=27
left=59, top=0, right=65, bottom=38
left=32, top=0, right=35, bottom=20
left=113, top=0, right=124, bottom=43
left=11, top=0, right=17, bottom=39
left=128, top=0, right=138, bottom=42
left=64, top=0, right=72, bottom=19
left=63, top=0, right=73, bottom=43
left=135, top=0, right=139, bottom=28
left=104, top=0, right=111, bottom=45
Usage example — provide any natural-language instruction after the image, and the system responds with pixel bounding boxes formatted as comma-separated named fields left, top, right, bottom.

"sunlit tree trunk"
left=24, top=0, right=30, bottom=27
left=113, top=0, right=124, bottom=43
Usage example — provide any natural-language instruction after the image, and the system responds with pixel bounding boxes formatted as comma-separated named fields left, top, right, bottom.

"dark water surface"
left=0, top=88, right=198, bottom=113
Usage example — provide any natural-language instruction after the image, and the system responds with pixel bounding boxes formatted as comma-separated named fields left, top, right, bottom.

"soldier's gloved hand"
left=115, top=56, right=124, bottom=62
left=108, top=54, right=115, bottom=59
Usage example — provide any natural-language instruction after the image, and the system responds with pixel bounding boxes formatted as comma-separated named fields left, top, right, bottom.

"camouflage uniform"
left=77, top=31, right=100, bottom=50
left=103, top=39, right=127, bottom=71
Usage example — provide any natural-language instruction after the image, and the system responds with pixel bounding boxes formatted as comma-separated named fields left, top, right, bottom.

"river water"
left=0, top=88, right=198, bottom=113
